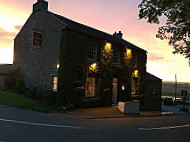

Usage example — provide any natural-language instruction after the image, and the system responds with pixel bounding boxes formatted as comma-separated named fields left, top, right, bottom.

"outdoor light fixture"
left=126, top=48, right=132, bottom=59
left=133, top=70, right=139, bottom=78
left=57, top=64, right=60, bottom=69
left=89, top=63, right=97, bottom=72
left=122, top=85, right=125, bottom=90
left=105, top=42, right=112, bottom=52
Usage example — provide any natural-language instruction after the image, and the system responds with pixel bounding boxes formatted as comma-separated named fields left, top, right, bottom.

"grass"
left=162, top=82, right=190, bottom=100
left=0, top=88, right=52, bottom=112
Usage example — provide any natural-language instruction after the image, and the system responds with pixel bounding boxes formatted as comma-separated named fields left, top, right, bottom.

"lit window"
left=125, top=48, right=132, bottom=59
left=33, top=32, right=42, bottom=47
left=85, top=77, right=95, bottom=97
left=113, top=51, right=120, bottom=64
left=88, top=44, right=97, bottom=60
left=52, top=77, right=58, bottom=92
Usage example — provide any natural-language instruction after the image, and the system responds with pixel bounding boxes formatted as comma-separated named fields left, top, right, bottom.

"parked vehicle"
left=163, top=97, right=174, bottom=105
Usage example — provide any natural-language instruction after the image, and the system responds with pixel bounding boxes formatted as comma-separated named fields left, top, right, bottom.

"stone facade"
left=14, top=2, right=65, bottom=89
left=144, top=73, right=162, bottom=111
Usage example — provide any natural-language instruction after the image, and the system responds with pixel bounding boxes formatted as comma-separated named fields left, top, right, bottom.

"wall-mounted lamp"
left=57, top=64, right=60, bottom=69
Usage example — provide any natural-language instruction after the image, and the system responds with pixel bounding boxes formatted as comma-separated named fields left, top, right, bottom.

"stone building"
left=144, top=73, right=162, bottom=111
left=0, top=0, right=162, bottom=109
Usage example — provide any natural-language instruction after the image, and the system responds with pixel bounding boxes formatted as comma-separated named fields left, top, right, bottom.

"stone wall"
left=14, top=10, right=65, bottom=89
left=144, top=78, right=162, bottom=111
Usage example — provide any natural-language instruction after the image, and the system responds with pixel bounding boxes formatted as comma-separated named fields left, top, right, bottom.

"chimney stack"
left=113, top=31, right=123, bottom=39
left=33, top=0, right=48, bottom=12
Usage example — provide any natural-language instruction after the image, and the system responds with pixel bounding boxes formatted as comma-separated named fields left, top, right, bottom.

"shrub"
left=4, top=76, right=16, bottom=90
left=43, top=90, right=57, bottom=106
left=28, top=87, right=43, bottom=100
left=15, top=77, right=25, bottom=94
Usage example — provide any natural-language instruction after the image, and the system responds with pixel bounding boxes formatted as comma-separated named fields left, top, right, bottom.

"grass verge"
left=0, top=88, right=52, bottom=112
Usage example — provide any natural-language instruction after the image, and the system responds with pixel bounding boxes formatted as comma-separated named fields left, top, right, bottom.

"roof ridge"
left=49, top=11, right=146, bottom=52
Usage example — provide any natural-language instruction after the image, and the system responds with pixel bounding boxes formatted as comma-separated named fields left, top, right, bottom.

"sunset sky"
left=0, top=0, right=189, bottom=82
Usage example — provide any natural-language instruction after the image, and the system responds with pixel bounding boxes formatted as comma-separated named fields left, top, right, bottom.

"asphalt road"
left=0, top=105, right=190, bottom=142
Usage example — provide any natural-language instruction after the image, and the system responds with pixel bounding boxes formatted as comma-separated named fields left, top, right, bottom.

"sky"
left=0, top=0, right=189, bottom=83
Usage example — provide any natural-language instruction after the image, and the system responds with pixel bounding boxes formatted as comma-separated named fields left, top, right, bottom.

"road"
left=0, top=105, right=189, bottom=142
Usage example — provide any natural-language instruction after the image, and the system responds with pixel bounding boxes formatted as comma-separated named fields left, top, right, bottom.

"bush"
left=4, top=76, right=16, bottom=90
left=15, top=77, right=25, bottom=94
left=43, top=90, right=57, bottom=106
left=28, top=87, right=43, bottom=100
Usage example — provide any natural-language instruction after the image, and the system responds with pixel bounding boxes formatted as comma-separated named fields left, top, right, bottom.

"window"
left=113, top=51, right=120, bottom=64
left=132, top=55, right=137, bottom=67
left=33, top=32, right=42, bottom=47
left=88, top=44, right=97, bottom=60
left=85, top=77, right=95, bottom=97
left=52, top=77, right=58, bottom=92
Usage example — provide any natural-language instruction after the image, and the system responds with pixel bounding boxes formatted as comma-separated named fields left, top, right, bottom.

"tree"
left=138, top=0, right=190, bottom=64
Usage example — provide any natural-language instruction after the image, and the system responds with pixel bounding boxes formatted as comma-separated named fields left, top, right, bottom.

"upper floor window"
left=113, top=51, right=120, bottom=64
left=33, top=32, right=42, bottom=47
left=88, top=44, right=97, bottom=60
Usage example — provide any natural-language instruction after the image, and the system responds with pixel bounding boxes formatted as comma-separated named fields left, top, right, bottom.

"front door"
left=112, top=78, right=118, bottom=104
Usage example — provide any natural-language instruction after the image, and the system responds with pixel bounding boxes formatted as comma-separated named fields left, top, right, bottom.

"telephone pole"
left=175, top=74, right=177, bottom=101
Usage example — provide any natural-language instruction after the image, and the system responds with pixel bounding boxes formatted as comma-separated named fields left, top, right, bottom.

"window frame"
left=52, top=76, right=58, bottom=92
left=88, top=44, right=97, bottom=61
left=85, top=77, right=96, bottom=97
left=113, top=50, right=120, bottom=64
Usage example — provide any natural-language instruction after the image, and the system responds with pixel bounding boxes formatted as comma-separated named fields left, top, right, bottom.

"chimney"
left=33, top=0, right=48, bottom=12
left=113, top=31, right=123, bottom=39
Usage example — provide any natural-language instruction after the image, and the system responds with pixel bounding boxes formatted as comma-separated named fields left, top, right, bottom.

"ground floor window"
left=52, top=77, right=58, bottom=92
left=85, top=77, right=95, bottom=97
left=131, top=78, right=137, bottom=95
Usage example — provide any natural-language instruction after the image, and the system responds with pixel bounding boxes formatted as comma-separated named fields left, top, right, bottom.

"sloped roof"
left=146, top=72, right=162, bottom=81
left=49, top=12, right=146, bottom=53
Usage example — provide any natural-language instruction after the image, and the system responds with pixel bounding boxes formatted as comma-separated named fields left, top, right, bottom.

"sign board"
left=33, top=32, right=42, bottom=47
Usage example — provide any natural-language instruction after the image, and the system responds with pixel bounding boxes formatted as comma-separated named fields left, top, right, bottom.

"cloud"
left=0, top=27, right=16, bottom=37
left=148, top=53, right=164, bottom=61
left=0, top=27, right=17, bottom=47
left=14, top=25, right=22, bottom=31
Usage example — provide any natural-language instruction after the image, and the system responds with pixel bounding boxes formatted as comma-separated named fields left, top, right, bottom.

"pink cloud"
left=0, top=27, right=16, bottom=43
left=14, top=25, right=22, bottom=31
left=148, top=53, right=164, bottom=61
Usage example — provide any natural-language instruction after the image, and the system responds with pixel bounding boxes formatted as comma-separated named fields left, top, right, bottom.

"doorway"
left=112, top=78, right=118, bottom=104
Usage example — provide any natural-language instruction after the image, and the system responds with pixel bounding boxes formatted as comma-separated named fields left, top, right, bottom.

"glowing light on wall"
left=133, top=70, right=139, bottom=78
left=89, top=63, right=97, bottom=72
left=57, top=64, right=60, bottom=69
left=125, top=48, right=132, bottom=59
left=105, top=42, right=112, bottom=52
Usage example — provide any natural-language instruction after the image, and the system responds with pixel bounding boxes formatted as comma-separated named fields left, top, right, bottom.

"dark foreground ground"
left=0, top=104, right=190, bottom=142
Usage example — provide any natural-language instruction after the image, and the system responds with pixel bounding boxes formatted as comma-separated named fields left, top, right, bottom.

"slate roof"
left=146, top=72, right=162, bottom=81
left=49, top=12, right=146, bottom=53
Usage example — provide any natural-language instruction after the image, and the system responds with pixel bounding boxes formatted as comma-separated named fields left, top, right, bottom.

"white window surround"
left=52, top=76, right=58, bottom=92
